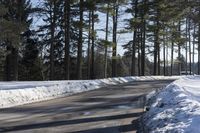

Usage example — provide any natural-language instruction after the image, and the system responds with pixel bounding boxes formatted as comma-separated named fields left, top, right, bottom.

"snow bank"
left=0, top=76, right=179, bottom=108
left=143, top=76, right=200, bottom=133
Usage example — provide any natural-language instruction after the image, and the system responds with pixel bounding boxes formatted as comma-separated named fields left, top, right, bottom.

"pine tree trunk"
left=112, top=2, right=118, bottom=77
left=131, top=0, right=138, bottom=76
left=13, top=0, right=22, bottom=81
left=171, top=42, right=174, bottom=76
left=193, top=26, right=195, bottom=74
left=91, top=8, right=95, bottom=79
left=154, top=21, right=159, bottom=75
left=87, top=11, right=91, bottom=79
left=158, top=41, right=160, bottom=75
left=64, top=0, right=70, bottom=80
left=166, top=39, right=169, bottom=76
left=178, top=22, right=181, bottom=75
left=13, top=48, right=18, bottom=80
left=141, top=21, right=146, bottom=76
left=5, top=43, right=12, bottom=81
left=138, top=31, right=141, bottom=76
left=186, top=18, right=188, bottom=75
left=77, top=0, right=83, bottom=79
left=154, top=5, right=160, bottom=75
left=163, top=35, right=166, bottom=76
left=189, top=20, right=192, bottom=74
left=141, top=0, right=147, bottom=76
left=138, top=50, right=141, bottom=76
left=104, top=3, right=109, bottom=78
left=50, top=1, right=56, bottom=80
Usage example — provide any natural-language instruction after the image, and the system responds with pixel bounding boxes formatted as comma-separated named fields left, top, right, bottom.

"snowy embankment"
left=143, top=76, right=200, bottom=133
left=0, top=76, right=179, bottom=108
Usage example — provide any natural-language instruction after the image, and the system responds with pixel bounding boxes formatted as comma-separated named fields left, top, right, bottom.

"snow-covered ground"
left=0, top=76, right=180, bottom=108
left=144, top=76, right=200, bottom=133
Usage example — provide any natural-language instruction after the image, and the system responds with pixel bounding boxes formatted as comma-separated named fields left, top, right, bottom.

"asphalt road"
left=0, top=80, right=173, bottom=133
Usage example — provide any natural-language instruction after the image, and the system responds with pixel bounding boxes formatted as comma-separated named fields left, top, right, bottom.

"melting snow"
left=144, top=76, right=200, bottom=133
left=0, top=76, right=179, bottom=108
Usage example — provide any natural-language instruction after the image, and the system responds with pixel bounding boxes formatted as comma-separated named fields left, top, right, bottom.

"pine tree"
left=76, top=0, right=84, bottom=79
left=64, top=0, right=71, bottom=80
left=39, top=0, right=62, bottom=80
left=0, top=0, right=32, bottom=81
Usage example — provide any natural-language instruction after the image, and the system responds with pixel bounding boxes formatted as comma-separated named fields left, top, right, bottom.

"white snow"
left=144, top=76, right=200, bottom=133
left=0, top=76, right=179, bottom=108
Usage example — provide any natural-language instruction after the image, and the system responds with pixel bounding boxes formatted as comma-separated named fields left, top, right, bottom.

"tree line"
left=0, top=0, right=200, bottom=81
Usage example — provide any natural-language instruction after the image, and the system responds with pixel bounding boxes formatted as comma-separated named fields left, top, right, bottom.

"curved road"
left=0, top=80, right=173, bottom=133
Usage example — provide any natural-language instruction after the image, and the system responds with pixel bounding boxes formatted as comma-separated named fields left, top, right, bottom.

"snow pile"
left=143, top=76, right=200, bottom=133
left=0, top=76, right=179, bottom=108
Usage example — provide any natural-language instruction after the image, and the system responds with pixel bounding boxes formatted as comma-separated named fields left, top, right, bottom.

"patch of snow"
left=0, top=76, right=180, bottom=108
left=143, top=76, right=200, bottom=133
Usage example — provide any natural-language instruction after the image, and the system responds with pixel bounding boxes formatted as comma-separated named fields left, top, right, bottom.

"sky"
left=31, top=0, right=131, bottom=55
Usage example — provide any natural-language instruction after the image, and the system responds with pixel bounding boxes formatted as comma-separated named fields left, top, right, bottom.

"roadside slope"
left=0, top=76, right=179, bottom=108
left=143, top=76, right=200, bottom=132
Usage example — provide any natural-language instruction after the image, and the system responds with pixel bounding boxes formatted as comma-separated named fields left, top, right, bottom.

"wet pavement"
left=0, top=80, right=173, bottom=133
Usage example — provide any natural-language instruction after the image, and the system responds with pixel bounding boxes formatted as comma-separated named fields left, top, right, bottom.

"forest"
left=0, top=0, right=199, bottom=81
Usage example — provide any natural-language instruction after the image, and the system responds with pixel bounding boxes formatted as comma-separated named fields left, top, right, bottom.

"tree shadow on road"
left=0, top=112, right=143, bottom=133
left=0, top=95, right=144, bottom=115
left=69, top=118, right=140, bottom=133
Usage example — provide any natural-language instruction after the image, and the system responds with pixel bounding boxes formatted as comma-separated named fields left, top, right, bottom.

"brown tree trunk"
left=138, top=30, right=141, bottom=76
left=141, top=21, right=146, bottom=76
left=112, top=2, right=118, bottom=77
left=77, top=0, right=83, bottom=79
left=5, top=43, right=12, bottom=81
left=163, top=34, right=166, bottom=76
left=154, top=20, right=159, bottom=75
left=171, top=42, right=174, bottom=76
left=87, top=11, right=91, bottom=79
left=13, top=48, right=18, bottom=80
left=189, top=20, right=192, bottom=74
left=166, top=38, right=169, bottom=75
left=104, top=2, right=109, bottom=78
left=178, top=22, right=181, bottom=75
left=141, top=0, right=147, bottom=76
left=131, top=0, right=138, bottom=76
left=186, top=18, right=188, bottom=75
left=193, top=25, right=195, bottom=74
left=158, top=42, right=160, bottom=75
left=64, top=0, right=70, bottom=80
left=91, top=8, right=95, bottom=79
left=49, top=1, right=56, bottom=80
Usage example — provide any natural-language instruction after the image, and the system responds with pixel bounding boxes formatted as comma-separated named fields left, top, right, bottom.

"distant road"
left=0, top=80, right=173, bottom=133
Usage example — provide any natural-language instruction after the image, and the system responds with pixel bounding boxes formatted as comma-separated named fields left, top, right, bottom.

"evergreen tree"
left=0, top=0, right=32, bottom=81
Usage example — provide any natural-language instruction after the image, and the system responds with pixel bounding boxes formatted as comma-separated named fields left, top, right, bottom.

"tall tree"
left=185, top=18, right=188, bottom=74
left=39, top=0, right=63, bottom=80
left=87, top=9, right=91, bottom=79
left=49, top=0, right=56, bottom=80
left=153, top=6, right=160, bottom=75
left=140, top=0, right=148, bottom=76
left=64, top=0, right=71, bottom=80
left=131, top=0, right=138, bottom=76
left=112, top=0, right=119, bottom=77
left=77, top=0, right=83, bottom=79
left=178, top=21, right=182, bottom=75
left=90, top=1, right=96, bottom=79
left=104, top=2, right=110, bottom=78
left=189, top=19, right=192, bottom=74
left=0, top=0, right=31, bottom=81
